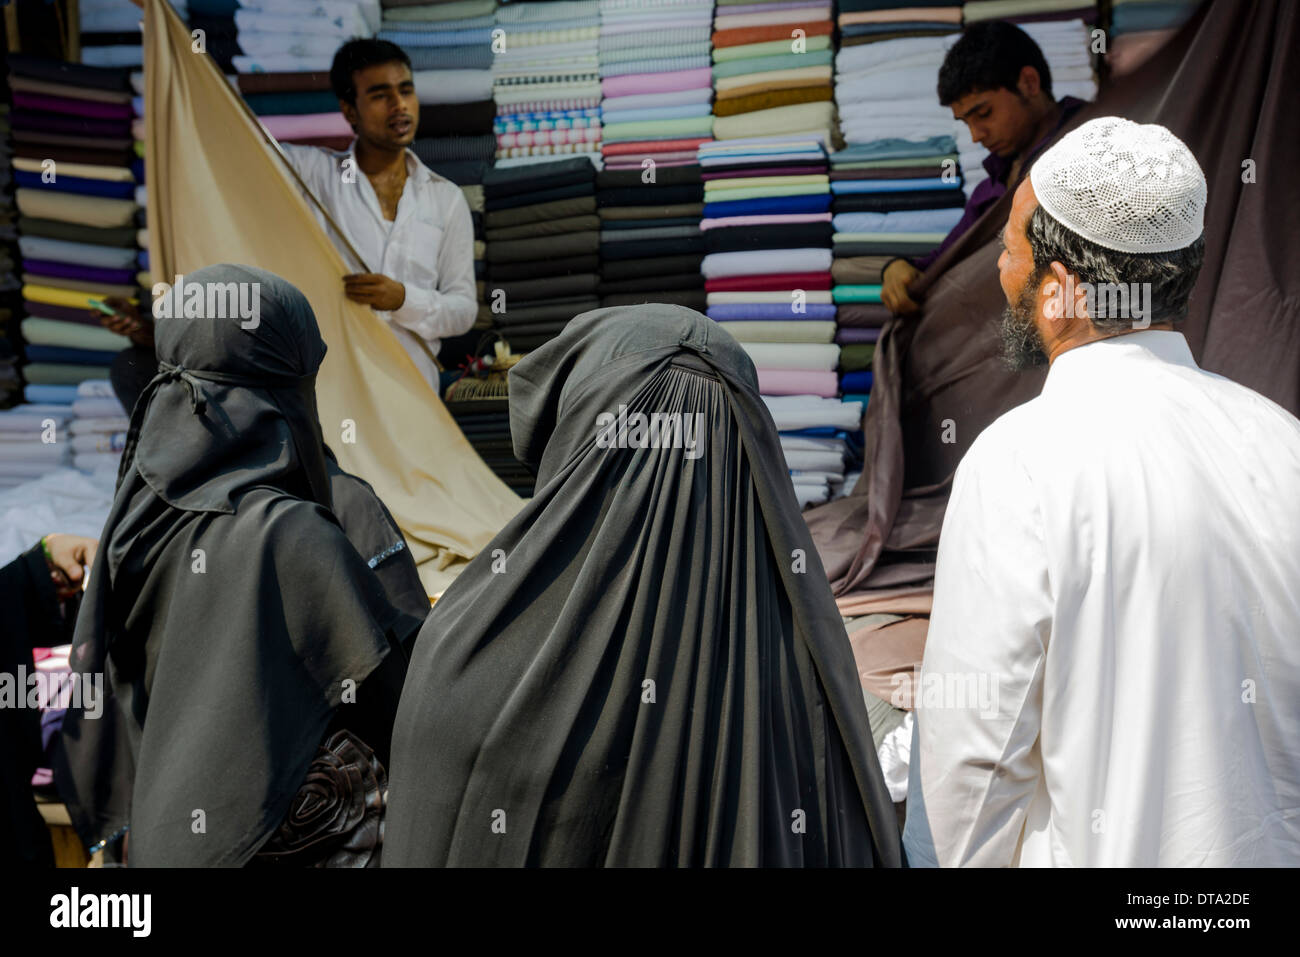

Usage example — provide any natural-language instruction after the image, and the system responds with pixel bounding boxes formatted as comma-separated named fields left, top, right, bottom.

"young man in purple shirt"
left=881, top=21, right=1087, bottom=316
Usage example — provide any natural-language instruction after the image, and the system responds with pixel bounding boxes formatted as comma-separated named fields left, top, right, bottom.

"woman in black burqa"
left=385, top=303, right=903, bottom=867
left=55, top=264, right=410, bottom=867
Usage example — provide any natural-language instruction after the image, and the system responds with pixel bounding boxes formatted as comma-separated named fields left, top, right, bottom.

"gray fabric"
left=385, top=303, right=903, bottom=867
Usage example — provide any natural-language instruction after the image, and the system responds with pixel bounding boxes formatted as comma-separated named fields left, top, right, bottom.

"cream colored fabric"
left=14, top=190, right=137, bottom=228
left=144, top=0, right=522, bottom=594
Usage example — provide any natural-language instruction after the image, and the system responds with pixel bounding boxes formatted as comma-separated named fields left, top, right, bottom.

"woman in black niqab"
left=385, top=303, right=902, bottom=867
left=55, top=264, right=407, bottom=867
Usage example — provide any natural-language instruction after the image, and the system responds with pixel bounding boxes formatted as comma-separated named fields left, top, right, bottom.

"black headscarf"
left=384, top=304, right=902, bottom=867
left=55, top=264, right=404, bottom=866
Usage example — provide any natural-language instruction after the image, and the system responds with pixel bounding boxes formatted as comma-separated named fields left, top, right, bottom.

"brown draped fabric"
left=806, top=0, right=1300, bottom=692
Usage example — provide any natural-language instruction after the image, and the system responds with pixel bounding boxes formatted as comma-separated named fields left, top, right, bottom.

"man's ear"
left=1018, top=64, right=1041, bottom=100
left=1048, top=260, right=1088, bottom=323
left=339, top=100, right=358, bottom=129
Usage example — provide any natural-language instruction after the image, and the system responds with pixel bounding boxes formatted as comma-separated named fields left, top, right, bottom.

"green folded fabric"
left=705, top=174, right=828, bottom=191
left=704, top=183, right=830, bottom=202
left=712, top=49, right=834, bottom=81
left=712, top=35, right=832, bottom=63
left=600, top=117, right=715, bottom=142
left=839, top=344, right=876, bottom=372
left=21, top=317, right=131, bottom=352
left=832, top=284, right=884, bottom=304
left=21, top=362, right=113, bottom=385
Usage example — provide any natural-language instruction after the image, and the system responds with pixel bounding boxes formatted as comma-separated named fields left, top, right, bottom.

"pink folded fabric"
left=840, top=7, right=962, bottom=25
left=601, top=67, right=713, bottom=98
left=498, top=128, right=600, bottom=148
left=700, top=213, right=832, bottom=230
left=755, top=369, right=838, bottom=397
left=602, top=137, right=711, bottom=156
left=260, top=112, right=353, bottom=140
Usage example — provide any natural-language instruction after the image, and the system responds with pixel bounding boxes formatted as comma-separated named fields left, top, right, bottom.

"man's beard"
left=999, top=276, right=1049, bottom=370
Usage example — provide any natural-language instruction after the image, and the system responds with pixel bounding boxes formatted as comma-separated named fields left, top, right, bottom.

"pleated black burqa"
left=54, top=264, right=408, bottom=866
left=385, top=304, right=902, bottom=867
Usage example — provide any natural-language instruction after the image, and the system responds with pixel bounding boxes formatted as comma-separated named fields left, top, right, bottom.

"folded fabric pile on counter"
left=480, top=156, right=599, bottom=352
left=1107, top=0, right=1201, bottom=77
left=491, top=0, right=603, bottom=165
left=442, top=392, right=536, bottom=497
left=595, top=163, right=705, bottom=311
left=0, top=404, right=71, bottom=489
left=229, top=0, right=378, bottom=148
left=67, top=380, right=129, bottom=475
left=8, top=55, right=142, bottom=436
left=381, top=0, right=498, bottom=170
left=763, top=395, right=864, bottom=508
left=79, top=0, right=189, bottom=69
left=599, top=0, right=715, bottom=172
left=711, top=0, right=838, bottom=148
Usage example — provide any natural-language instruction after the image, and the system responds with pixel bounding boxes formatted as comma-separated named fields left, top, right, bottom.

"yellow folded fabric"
left=22, top=283, right=138, bottom=310
left=704, top=175, right=830, bottom=190
left=13, top=157, right=137, bottom=182
left=14, top=189, right=138, bottom=228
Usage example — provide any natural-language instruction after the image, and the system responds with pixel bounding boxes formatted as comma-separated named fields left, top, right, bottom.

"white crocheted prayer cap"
left=1030, top=116, right=1206, bottom=254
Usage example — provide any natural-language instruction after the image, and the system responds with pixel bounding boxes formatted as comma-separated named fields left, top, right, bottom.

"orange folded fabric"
left=712, top=19, right=834, bottom=48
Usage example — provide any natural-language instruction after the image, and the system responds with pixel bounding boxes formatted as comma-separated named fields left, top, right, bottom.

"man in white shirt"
left=281, top=38, right=478, bottom=391
left=910, top=117, right=1300, bottom=866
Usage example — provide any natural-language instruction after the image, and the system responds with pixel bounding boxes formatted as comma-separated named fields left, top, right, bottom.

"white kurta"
left=915, top=330, right=1300, bottom=866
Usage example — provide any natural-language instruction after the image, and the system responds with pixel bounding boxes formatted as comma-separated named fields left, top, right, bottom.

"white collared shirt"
left=281, top=140, right=477, bottom=389
left=916, top=330, right=1300, bottom=866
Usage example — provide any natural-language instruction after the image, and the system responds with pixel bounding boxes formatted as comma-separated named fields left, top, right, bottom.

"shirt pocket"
left=402, top=217, right=443, bottom=287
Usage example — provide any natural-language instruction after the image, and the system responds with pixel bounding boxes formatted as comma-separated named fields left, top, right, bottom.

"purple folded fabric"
left=10, top=110, right=133, bottom=137
left=23, top=259, right=138, bottom=285
left=835, top=325, right=882, bottom=344
left=756, top=369, right=838, bottom=397
left=12, top=91, right=134, bottom=120
left=23, top=301, right=106, bottom=326
left=602, top=67, right=712, bottom=99
left=709, top=303, right=838, bottom=321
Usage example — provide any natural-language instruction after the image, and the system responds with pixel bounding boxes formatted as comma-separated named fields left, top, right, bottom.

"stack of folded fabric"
left=763, top=395, right=865, bottom=507
left=491, top=0, right=603, bottom=167
left=595, top=163, right=705, bottom=311
left=956, top=14, right=1100, bottom=195
left=186, top=0, right=241, bottom=75
left=710, top=0, right=838, bottom=149
left=68, top=380, right=129, bottom=475
left=442, top=359, right=535, bottom=496
left=232, top=0, right=378, bottom=149
left=700, top=136, right=849, bottom=503
left=480, top=157, right=599, bottom=353
left=8, top=56, right=141, bottom=412
left=380, top=0, right=499, bottom=171
left=0, top=101, right=20, bottom=408
left=80, top=0, right=190, bottom=69
left=233, top=70, right=344, bottom=153
left=0, top=404, right=72, bottom=489
left=1108, top=0, right=1201, bottom=77
left=598, top=0, right=715, bottom=173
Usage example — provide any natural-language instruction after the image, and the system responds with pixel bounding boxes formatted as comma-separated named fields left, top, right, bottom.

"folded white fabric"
left=781, top=435, right=848, bottom=452
left=235, top=9, right=373, bottom=39
left=782, top=449, right=845, bottom=473
left=239, top=0, right=380, bottom=32
left=76, top=380, right=116, bottom=399
left=708, top=291, right=834, bottom=306
left=702, top=248, right=833, bottom=279
left=744, top=343, right=842, bottom=371
left=414, top=70, right=495, bottom=104
left=71, top=395, right=126, bottom=418
left=764, top=395, right=863, bottom=431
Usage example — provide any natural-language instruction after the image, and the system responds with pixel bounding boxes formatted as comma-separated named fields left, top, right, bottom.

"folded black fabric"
left=484, top=254, right=599, bottom=281
left=598, top=202, right=704, bottom=220
left=418, top=100, right=496, bottom=138
left=832, top=189, right=966, bottom=212
left=598, top=289, right=707, bottom=310
left=483, top=195, right=597, bottom=228
left=482, top=157, right=596, bottom=197
left=186, top=15, right=241, bottom=73
left=412, top=135, right=496, bottom=165
left=596, top=184, right=704, bottom=207
left=17, top=217, right=138, bottom=247
left=485, top=181, right=595, bottom=212
left=484, top=214, right=601, bottom=242
left=487, top=230, right=600, bottom=263
left=422, top=159, right=490, bottom=186
left=488, top=273, right=600, bottom=301
left=595, top=165, right=703, bottom=189
left=599, top=236, right=705, bottom=260
left=599, top=254, right=702, bottom=280
left=491, top=297, right=600, bottom=326
left=703, top=223, right=834, bottom=252
left=13, top=143, right=136, bottom=168
left=597, top=273, right=704, bottom=295
left=600, top=216, right=700, bottom=231
left=833, top=240, right=938, bottom=257
left=8, top=54, right=132, bottom=91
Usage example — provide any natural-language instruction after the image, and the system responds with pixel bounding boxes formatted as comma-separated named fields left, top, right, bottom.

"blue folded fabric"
left=779, top=426, right=849, bottom=438
left=600, top=103, right=713, bottom=124
left=131, top=157, right=145, bottom=183
left=702, top=194, right=832, bottom=217
left=841, top=21, right=959, bottom=37
left=833, top=208, right=965, bottom=233
left=840, top=371, right=874, bottom=392
left=842, top=392, right=871, bottom=407
left=25, top=345, right=121, bottom=365
left=14, top=171, right=136, bottom=199
left=831, top=136, right=956, bottom=162
left=709, top=303, right=837, bottom=321
left=830, top=177, right=961, bottom=194
left=138, top=249, right=150, bottom=270
left=377, top=28, right=495, bottom=47
left=22, top=383, right=79, bottom=404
